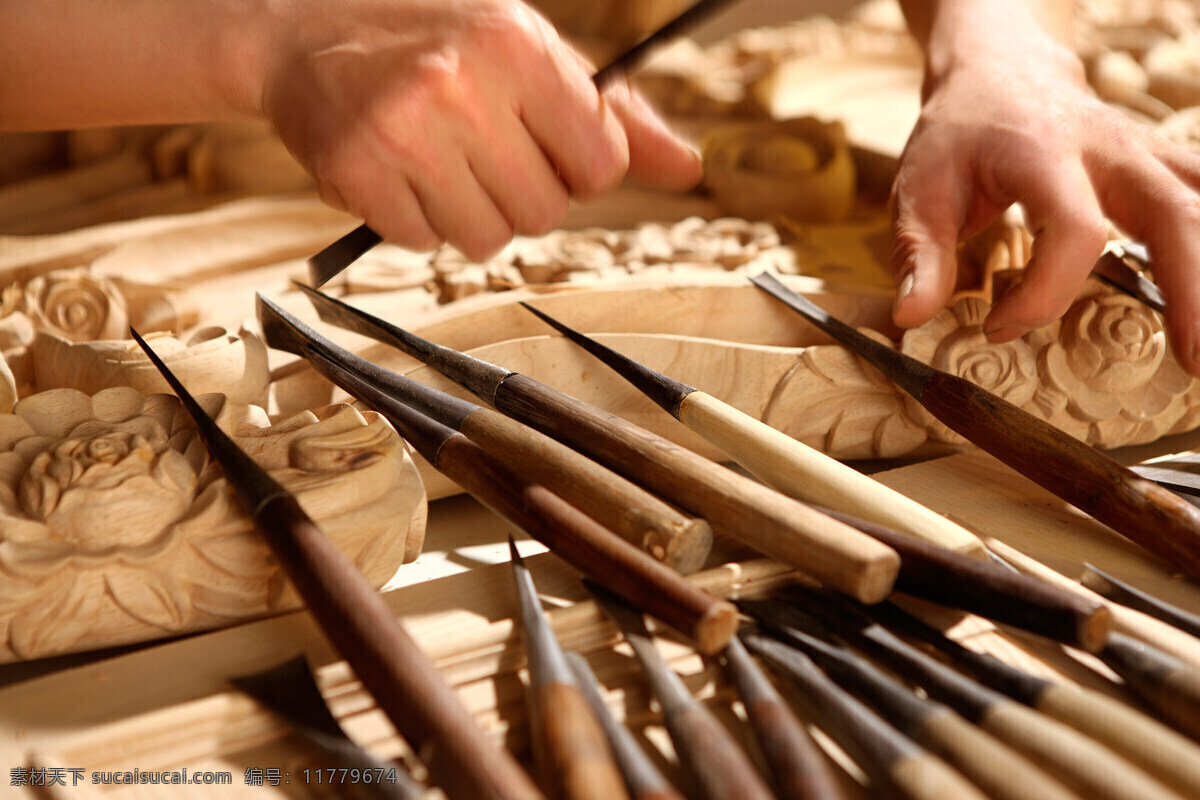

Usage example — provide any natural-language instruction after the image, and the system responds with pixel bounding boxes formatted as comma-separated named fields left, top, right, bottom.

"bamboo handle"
left=662, top=705, right=774, bottom=800
left=528, top=683, right=630, bottom=800
left=435, top=437, right=738, bottom=653
left=678, top=391, right=986, bottom=557
left=922, top=373, right=1200, bottom=577
left=979, top=701, right=1185, bottom=800
left=915, top=707, right=1081, bottom=800
left=460, top=408, right=712, bottom=573
left=258, top=497, right=543, bottom=800
left=496, top=375, right=900, bottom=604
left=1038, top=683, right=1200, bottom=798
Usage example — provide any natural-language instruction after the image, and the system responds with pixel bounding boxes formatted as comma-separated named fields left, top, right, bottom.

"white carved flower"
left=1038, top=287, right=1193, bottom=428
left=0, top=388, right=201, bottom=657
left=24, top=268, right=128, bottom=342
left=901, top=298, right=1042, bottom=445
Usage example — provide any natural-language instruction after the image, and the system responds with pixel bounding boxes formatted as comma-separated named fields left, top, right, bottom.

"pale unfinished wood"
left=0, top=388, right=425, bottom=662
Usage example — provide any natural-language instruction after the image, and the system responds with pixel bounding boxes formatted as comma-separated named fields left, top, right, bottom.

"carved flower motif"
left=24, top=269, right=128, bottom=342
left=0, top=388, right=201, bottom=657
left=1038, top=286, right=1193, bottom=436
left=900, top=298, right=1042, bottom=445
left=0, top=389, right=420, bottom=661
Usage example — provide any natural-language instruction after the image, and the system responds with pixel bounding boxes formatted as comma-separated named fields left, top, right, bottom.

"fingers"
left=1095, top=148, right=1200, bottom=373
left=982, top=157, right=1108, bottom=341
left=889, top=140, right=972, bottom=329
left=603, top=79, right=703, bottom=191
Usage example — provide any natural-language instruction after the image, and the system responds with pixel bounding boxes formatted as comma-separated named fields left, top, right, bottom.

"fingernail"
left=892, top=269, right=915, bottom=316
left=983, top=323, right=1029, bottom=342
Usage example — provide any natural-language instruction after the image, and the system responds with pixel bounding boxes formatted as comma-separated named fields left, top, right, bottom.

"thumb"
left=889, top=164, right=969, bottom=329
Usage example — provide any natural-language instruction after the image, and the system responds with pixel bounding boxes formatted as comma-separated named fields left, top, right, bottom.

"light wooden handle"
left=497, top=375, right=900, bottom=604
left=461, top=408, right=712, bottom=573
left=529, top=683, right=630, bottom=800
left=678, top=391, right=986, bottom=557
left=916, top=707, right=1080, bottom=800
left=980, top=701, right=1185, bottom=800
left=1039, top=683, right=1200, bottom=798
left=887, top=754, right=991, bottom=800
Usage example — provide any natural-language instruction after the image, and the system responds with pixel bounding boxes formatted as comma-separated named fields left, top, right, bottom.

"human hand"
left=260, top=0, right=702, bottom=261
left=890, top=15, right=1200, bottom=374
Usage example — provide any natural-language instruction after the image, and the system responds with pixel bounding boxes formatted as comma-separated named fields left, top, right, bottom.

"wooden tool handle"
left=662, top=705, right=774, bottom=800
left=922, top=372, right=1200, bottom=578
left=1038, top=683, right=1200, bottom=798
left=496, top=375, right=900, bottom=604
left=528, top=683, right=630, bottom=800
left=823, top=509, right=1110, bottom=651
left=436, top=436, right=738, bottom=653
left=915, top=707, right=1079, bottom=800
left=678, top=391, right=986, bottom=557
left=461, top=409, right=712, bottom=574
left=980, top=701, right=1183, bottom=800
left=722, top=639, right=844, bottom=800
left=886, top=754, right=991, bottom=800
left=257, top=497, right=543, bottom=800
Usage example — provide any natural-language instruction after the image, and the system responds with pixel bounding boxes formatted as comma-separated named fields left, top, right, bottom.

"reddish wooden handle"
left=922, top=372, right=1200, bottom=578
left=529, top=683, right=630, bottom=800
left=663, top=705, right=774, bottom=800
left=258, top=497, right=543, bottom=800
left=435, top=436, right=738, bottom=654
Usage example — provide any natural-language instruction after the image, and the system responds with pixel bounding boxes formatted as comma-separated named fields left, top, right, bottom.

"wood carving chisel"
left=782, top=586, right=1188, bottom=800
left=564, top=651, right=685, bottom=800
left=517, top=299, right=985, bottom=557
left=586, top=583, right=774, bottom=800
left=307, top=0, right=742, bottom=286
left=751, top=270, right=1200, bottom=581
left=742, top=630, right=991, bottom=800
left=719, top=635, right=847, bottom=800
left=298, top=344, right=737, bottom=653
left=740, top=602, right=1079, bottom=800
left=891, top=598, right=1200, bottom=796
left=257, top=294, right=712, bottom=573
left=516, top=300, right=1112, bottom=651
left=508, top=538, right=630, bottom=800
left=296, top=282, right=900, bottom=604
left=130, top=327, right=544, bottom=800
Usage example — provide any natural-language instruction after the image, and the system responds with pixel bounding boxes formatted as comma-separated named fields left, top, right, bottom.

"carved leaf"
left=105, top=568, right=191, bottom=631
left=8, top=572, right=102, bottom=659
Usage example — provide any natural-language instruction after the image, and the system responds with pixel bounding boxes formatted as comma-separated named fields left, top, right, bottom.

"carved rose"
left=901, top=298, right=1041, bottom=445
left=1037, top=286, right=1195, bottom=443
left=24, top=269, right=128, bottom=342
left=0, top=388, right=421, bottom=661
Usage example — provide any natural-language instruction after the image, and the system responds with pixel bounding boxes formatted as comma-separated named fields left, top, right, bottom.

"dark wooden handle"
left=921, top=372, right=1200, bottom=578
left=822, top=508, right=1110, bottom=651
left=435, top=436, right=738, bottom=654
left=460, top=409, right=712, bottom=574
left=663, top=705, right=774, bottom=800
left=742, top=698, right=845, bottom=800
left=257, top=497, right=543, bottom=800
left=528, top=683, right=630, bottom=800
left=495, top=374, right=899, bottom=604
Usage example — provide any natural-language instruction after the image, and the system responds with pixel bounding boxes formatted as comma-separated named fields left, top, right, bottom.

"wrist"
left=921, top=1, right=1083, bottom=95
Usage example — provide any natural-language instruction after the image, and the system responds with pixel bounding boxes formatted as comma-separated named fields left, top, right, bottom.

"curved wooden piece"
left=0, top=387, right=425, bottom=661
